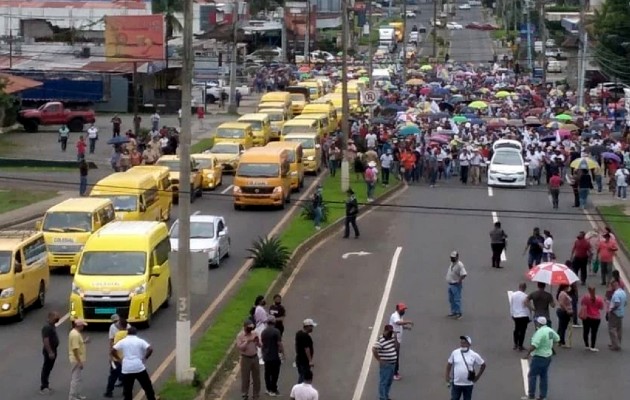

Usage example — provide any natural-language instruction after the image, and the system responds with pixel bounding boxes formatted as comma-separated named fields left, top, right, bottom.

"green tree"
left=592, top=0, right=630, bottom=83
left=153, top=0, right=183, bottom=39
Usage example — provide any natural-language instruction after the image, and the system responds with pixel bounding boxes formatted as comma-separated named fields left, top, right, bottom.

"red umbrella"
left=527, top=262, right=579, bottom=285
left=420, top=87, right=432, bottom=95
left=429, top=135, right=449, bottom=144
left=557, top=129, right=571, bottom=138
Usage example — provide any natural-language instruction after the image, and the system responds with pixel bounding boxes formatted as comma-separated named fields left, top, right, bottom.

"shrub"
left=300, top=200, right=329, bottom=223
left=247, top=236, right=291, bottom=270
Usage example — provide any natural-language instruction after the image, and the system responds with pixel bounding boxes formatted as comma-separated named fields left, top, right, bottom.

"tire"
left=141, top=301, right=153, bottom=329
left=163, top=280, right=172, bottom=308
left=196, top=186, right=203, bottom=198
left=23, top=119, right=39, bottom=133
left=225, top=239, right=231, bottom=258
left=212, top=252, right=221, bottom=268
left=234, top=203, right=241, bottom=210
left=35, top=282, right=46, bottom=308
left=15, top=296, right=25, bottom=322
left=68, top=119, right=84, bottom=132
left=285, top=192, right=291, bottom=204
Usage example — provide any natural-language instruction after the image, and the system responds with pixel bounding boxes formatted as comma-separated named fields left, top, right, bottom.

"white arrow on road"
left=342, top=251, right=372, bottom=259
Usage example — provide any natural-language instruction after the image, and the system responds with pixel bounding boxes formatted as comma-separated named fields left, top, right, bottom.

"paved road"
left=448, top=6, right=495, bottom=65
left=221, top=180, right=630, bottom=400
left=0, top=172, right=319, bottom=400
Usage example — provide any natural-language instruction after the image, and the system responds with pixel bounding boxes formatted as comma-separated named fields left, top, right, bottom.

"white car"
left=447, top=22, right=463, bottom=30
left=547, top=59, right=562, bottom=73
left=405, top=10, right=417, bottom=18
left=545, top=39, right=556, bottom=48
left=487, top=146, right=527, bottom=188
left=169, top=215, right=231, bottom=267
left=459, top=3, right=471, bottom=9
left=469, top=0, right=481, bottom=5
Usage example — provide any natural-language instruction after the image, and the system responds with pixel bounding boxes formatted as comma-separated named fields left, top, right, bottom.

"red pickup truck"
left=17, top=101, right=96, bottom=133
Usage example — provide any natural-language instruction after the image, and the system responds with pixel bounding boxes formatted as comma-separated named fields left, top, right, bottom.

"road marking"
left=133, top=177, right=323, bottom=400
left=220, top=184, right=234, bottom=195
left=491, top=211, right=506, bottom=261
left=488, top=187, right=493, bottom=197
left=507, top=290, right=529, bottom=395
left=55, top=312, right=70, bottom=327
left=351, top=246, right=403, bottom=400
left=342, top=251, right=372, bottom=259
left=216, top=185, right=410, bottom=399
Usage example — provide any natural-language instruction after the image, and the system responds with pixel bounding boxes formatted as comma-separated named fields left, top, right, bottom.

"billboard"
left=105, top=15, right=165, bottom=62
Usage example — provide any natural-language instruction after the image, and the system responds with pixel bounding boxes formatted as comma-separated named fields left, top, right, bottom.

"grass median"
left=598, top=205, right=630, bottom=246
left=0, top=189, right=58, bottom=214
left=159, top=170, right=391, bottom=400
left=191, top=138, right=214, bottom=154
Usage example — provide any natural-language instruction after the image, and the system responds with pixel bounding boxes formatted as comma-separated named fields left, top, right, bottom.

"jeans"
left=572, top=256, right=588, bottom=284
left=490, top=243, right=505, bottom=268
left=618, top=185, right=627, bottom=199
left=79, top=176, right=87, bottom=196
left=600, top=261, right=613, bottom=285
left=608, top=312, right=623, bottom=350
left=89, top=138, right=96, bottom=153
left=450, top=384, right=473, bottom=400
left=40, top=350, right=56, bottom=390
left=367, top=182, right=375, bottom=199
left=512, top=317, right=529, bottom=348
left=527, top=355, right=552, bottom=399
left=344, top=215, right=359, bottom=238
left=378, top=362, right=396, bottom=400
left=595, top=175, right=602, bottom=192
left=430, top=169, right=438, bottom=185
left=578, top=188, right=590, bottom=208
left=296, top=362, right=311, bottom=384
left=122, top=370, right=156, bottom=400
left=448, top=283, right=462, bottom=315
left=60, top=137, right=68, bottom=151
left=556, top=309, right=571, bottom=345
left=263, top=359, right=281, bottom=393
left=105, top=361, right=122, bottom=395
left=460, top=165, right=469, bottom=183
left=528, top=253, right=542, bottom=269
left=328, top=159, right=337, bottom=176
left=549, top=188, right=559, bottom=209
left=382, top=167, right=390, bottom=185
left=583, top=317, right=601, bottom=348
left=313, top=206, right=322, bottom=228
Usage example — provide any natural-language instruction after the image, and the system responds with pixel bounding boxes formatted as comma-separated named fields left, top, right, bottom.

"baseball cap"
left=396, top=302, right=408, bottom=311
left=460, top=335, right=472, bottom=345
left=111, top=314, right=120, bottom=322
left=535, top=316, right=547, bottom=326
left=450, top=251, right=459, bottom=258
left=73, top=319, right=88, bottom=327
left=303, top=318, right=318, bottom=327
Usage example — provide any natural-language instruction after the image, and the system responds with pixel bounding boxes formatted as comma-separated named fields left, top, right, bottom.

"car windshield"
left=283, top=125, right=316, bottom=135
left=157, top=160, right=180, bottom=172
left=217, top=128, right=245, bottom=138
left=237, top=163, right=280, bottom=177
left=209, top=144, right=239, bottom=154
left=42, top=212, right=92, bottom=232
left=264, top=112, right=284, bottom=122
left=290, top=94, right=305, bottom=102
left=285, top=137, right=315, bottom=149
left=241, top=120, right=262, bottom=130
left=93, top=195, right=138, bottom=212
left=492, top=151, right=522, bottom=166
left=78, top=251, right=146, bottom=275
left=171, top=220, right=214, bottom=239
left=193, top=158, right=213, bottom=169
left=0, top=251, right=11, bottom=274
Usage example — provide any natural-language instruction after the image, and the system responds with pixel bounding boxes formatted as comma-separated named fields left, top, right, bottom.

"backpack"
left=364, top=167, right=376, bottom=183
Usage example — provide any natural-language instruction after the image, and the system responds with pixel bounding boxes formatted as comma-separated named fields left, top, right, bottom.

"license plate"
left=95, top=307, right=117, bottom=315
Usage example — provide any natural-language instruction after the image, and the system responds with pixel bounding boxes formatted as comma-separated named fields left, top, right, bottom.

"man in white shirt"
left=445, top=336, right=486, bottom=400
left=290, top=369, right=318, bottom=400
left=510, top=283, right=531, bottom=351
left=614, top=166, right=628, bottom=199
left=111, top=326, right=156, bottom=400
left=459, top=149, right=471, bottom=184
left=365, top=131, right=377, bottom=149
left=87, top=124, right=99, bottom=154
left=388, top=303, right=414, bottom=380
left=380, top=150, right=393, bottom=186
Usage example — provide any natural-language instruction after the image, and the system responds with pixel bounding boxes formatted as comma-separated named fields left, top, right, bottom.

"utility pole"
left=538, top=0, right=546, bottom=84
left=576, top=0, right=587, bottom=108
left=132, top=61, right=140, bottom=135
left=281, top=8, right=288, bottom=63
left=176, top=0, right=194, bottom=384
left=401, top=0, right=407, bottom=83
left=340, top=0, right=350, bottom=192
left=525, top=5, right=532, bottom=71
left=432, top=0, right=438, bottom=58
left=305, top=0, right=311, bottom=65
left=227, top=4, right=239, bottom=114
left=367, top=0, right=374, bottom=89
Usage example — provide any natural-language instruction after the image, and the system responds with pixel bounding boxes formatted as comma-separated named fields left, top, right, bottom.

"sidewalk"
left=0, top=190, right=75, bottom=229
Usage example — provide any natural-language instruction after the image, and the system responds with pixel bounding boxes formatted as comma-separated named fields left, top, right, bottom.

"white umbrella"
left=527, top=262, right=579, bottom=285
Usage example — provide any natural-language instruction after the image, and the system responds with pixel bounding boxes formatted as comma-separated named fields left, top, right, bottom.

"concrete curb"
left=194, top=181, right=405, bottom=400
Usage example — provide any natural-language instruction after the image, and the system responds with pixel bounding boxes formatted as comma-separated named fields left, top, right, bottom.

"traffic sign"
left=362, top=90, right=378, bottom=105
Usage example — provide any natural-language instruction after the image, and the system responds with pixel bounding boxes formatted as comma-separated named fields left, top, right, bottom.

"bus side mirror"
left=70, top=265, right=77, bottom=275
left=35, top=220, right=42, bottom=230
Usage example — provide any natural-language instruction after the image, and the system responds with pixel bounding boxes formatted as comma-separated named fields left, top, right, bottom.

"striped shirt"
left=373, top=336, right=397, bottom=363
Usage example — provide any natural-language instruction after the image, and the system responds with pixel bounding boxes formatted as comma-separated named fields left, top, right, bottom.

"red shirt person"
left=548, top=172, right=563, bottom=209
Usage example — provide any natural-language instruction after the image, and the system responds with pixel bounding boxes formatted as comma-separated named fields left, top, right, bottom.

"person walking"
left=236, top=319, right=261, bottom=400
left=580, top=285, right=605, bottom=351
left=343, top=189, right=360, bottom=239
left=555, top=284, right=574, bottom=348
left=251, top=295, right=268, bottom=365
left=76, top=136, right=87, bottom=161
left=526, top=282, right=556, bottom=327
left=268, top=294, right=286, bottom=336
left=78, top=157, right=88, bottom=196
left=522, top=317, right=560, bottom=400
left=542, top=230, right=554, bottom=262
left=571, top=231, right=591, bottom=285
left=446, top=251, right=467, bottom=319
left=510, top=283, right=530, bottom=351
left=68, top=319, right=89, bottom=400
left=261, top=316, right=284, bottom=397
left=614, top=164, right=629, bottom=199
left=40, top=311, right=60, bottom=395
left=87, top=124, right=98, bottom=154
left=458, top=148, right=471, bottom=184
left=289, top=370, right=318, bottom=400
left=111, top=115, right=122, bottom=137
left=607, top=279, right=627, bottom=351
left=150, top=111, right=160, bottom=131
left=104, top=315, right=129, bottom=397
left=489, top=221, right=507, bottom=269
left=548, top=171, right=562, bottom=209
left=389, top=303, right=414, bottom=380
left=597, top=233, right=618, bottom=286
left=295, top=319, right=316, bottom=384
left=111, top=326, right=156, bottom=400
left=523, top=228, right=544, bottom=269
left=365, top=161, right=378, bottom=202
left=372, top=324, right=398, bottom=400
left=311, top=185, right=323, bottom=231
left=380, top=149, right=393, bottom=186
left=445, top=336, right=486, bottom=400
left=58, top=125, right=70, bottom=152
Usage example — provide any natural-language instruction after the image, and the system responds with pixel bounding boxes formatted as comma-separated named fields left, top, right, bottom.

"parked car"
left=447, top=22, right=464, bottom=30
left=469, top=0, right=482, bottom=5
left=459, top=3, right=471, bottom=9
left=545, top=39, right=556, bottom=48
left=17, top=101, right=96, bottom=133
left=169, top=215, right=231, bottom=267
left=405, top=10, right=417, bottom=18
left=547, top=59, right=563, bottom=73
left=545, top=48, right=566, bottom=59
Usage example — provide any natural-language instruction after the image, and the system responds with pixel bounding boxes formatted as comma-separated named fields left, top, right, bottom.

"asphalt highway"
left=448, top=4, right=496, bottom=65
left=0, top=172, right=317, bottom=400
left=221, top=179, right=630, bottom=400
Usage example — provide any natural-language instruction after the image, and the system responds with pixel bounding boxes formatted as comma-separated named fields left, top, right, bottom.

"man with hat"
left=389, top=303, right=414, bottom=381
left=445, top=335, right=486, bottom=400
left=68, top=319, right=89, bottom=400
left=446, top=251, right=468, bottom=319
left=365, top=161, right=378, bottom=202
left=343, top=189, right=360, bottom=239
left=236, top=319, right=262, bottom=400
left=295, top=319, right=317, bottom=383
left=522, top=316, right=560, bottom=400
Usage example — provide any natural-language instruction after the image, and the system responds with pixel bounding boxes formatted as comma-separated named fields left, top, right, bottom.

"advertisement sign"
left=105, top=15, right=165, bottom=62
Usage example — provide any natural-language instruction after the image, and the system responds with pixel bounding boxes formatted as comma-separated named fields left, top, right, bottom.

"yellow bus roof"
left=46, top=197, right=113, bottom=213
left=92, top=173, right=155, bottom=194
left=217, top=122, right=252, bottom=130
left=238, top=113, right=269, bottom=121
left=0, top=230, right=41, bottom=250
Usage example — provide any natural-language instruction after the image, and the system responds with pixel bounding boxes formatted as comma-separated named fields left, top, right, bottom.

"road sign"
left=362, top=90, right=378, bottom=105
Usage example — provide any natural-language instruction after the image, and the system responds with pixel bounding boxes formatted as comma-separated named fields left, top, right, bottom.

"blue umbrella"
left=399, top=125, right=421, bottom=136
left=468, top=118, right=485, bottom=126
left=385, top=104, right=407, bottom=112
left=602, top=152, right=621, bottom=162
left=107, top=136, right=130, bottom=145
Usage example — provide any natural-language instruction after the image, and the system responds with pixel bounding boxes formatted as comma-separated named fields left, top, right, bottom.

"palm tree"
left=153, top=0, right=184, bottom=68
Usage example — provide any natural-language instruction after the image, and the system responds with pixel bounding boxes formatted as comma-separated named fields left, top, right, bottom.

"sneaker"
left=447, top=313, right=456, bottom=318
left=39, top=388, right=52, bottom=395
left=315, top=226, right=321, bottom=231
left=520, top=396, right=535, bottom=400
left=455, top=314, right=463, bottom=320
left=590, top=347, right=599, bottom=352
left=265, top=390, right=277, bottom=397
left=572, top=324, right=582, bottom=328
left=259, top=358, right=265, bottom=365
left=393, top=374, right=401, bottom=381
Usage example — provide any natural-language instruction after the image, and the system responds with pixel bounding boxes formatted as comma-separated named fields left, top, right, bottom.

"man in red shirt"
left=548, top=171, right=563, bottom=209
left=76, top=136, right=87, bottom=161
left=570, top=231, right=592, bottom=285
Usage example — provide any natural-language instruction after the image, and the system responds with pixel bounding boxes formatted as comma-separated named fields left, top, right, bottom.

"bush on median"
left=248, top=236, right=291, bottom=270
